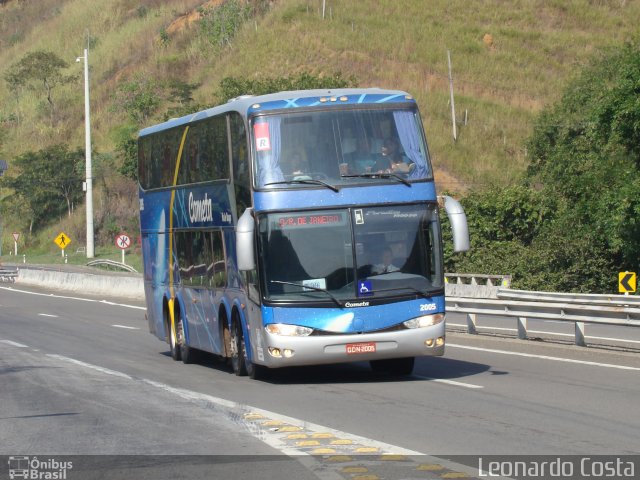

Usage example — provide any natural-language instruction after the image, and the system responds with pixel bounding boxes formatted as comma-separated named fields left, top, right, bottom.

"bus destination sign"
left=277, top=213, right=345, bottom=229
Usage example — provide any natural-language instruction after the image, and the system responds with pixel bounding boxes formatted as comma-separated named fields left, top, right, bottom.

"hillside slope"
left=1, top=0, right=639, bottom=194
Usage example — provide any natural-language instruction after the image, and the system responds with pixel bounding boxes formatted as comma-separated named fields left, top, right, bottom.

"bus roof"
left=138, top=87, right=415, bottom=138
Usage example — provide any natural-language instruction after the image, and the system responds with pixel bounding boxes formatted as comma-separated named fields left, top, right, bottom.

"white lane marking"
left=46, top=354, right=133, bottom=379
left=101, top=300, right=146, bottom=310
left=38, top=313, right=58, bottom=318
left=413, top=375, right=484, bottom=389
left=112, top=324, right=139, bottom=330
left=0, top=339, right=29, bottom=348
left=0, top=286, right=145, bottom=310
left=448, top=343, right=640, bottom=371
left=447, top=323, right=640, bottom=345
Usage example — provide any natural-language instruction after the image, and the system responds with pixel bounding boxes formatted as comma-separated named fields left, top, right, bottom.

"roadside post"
left=115, top=233, right=131, bottom=265
left=54, top=232, right=71, bottom=258
left=618, top=271, right=637, bottom=296
left=12, top=232, right=19, bottom=256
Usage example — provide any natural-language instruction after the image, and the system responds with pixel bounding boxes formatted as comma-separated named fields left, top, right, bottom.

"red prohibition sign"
left=115, top=234, right=131, bottom=250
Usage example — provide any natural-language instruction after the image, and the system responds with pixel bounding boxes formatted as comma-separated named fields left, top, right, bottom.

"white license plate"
left=346, top=342, right=376, bottom=354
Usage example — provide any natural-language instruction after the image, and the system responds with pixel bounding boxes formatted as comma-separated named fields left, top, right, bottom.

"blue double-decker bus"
left=138, top=88, right=469, bottom=378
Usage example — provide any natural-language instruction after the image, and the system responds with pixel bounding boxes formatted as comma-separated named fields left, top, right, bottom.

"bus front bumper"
left=254, top=323, right=445, bottom=368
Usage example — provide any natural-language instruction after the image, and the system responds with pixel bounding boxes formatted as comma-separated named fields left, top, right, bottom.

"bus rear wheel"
left=168, top=310, right=181, bottom=362
left=370, top=357, right=415, bottom=376
left=230, top=320, right=247, bottom=376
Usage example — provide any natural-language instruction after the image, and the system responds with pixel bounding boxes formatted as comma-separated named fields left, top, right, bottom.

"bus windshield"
left=258, top=204, right=442, bottom=304
left=251, top=107, right=431, bottom=188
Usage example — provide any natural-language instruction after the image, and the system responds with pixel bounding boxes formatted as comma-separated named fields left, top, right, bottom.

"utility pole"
left=447, top=50, right=457, bottom=142
left=77, top=39, right=94, bottom=258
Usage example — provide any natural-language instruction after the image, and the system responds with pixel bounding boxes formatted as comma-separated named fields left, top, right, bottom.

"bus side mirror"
left=439, top=195, right=470, bottom=253
left=236, top=208, right=256, bottom=271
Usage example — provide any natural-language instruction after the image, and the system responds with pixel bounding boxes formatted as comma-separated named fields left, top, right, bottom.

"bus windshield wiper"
left=264, top=179, right=340, bottom=192
left=270, top=280, right=343, bottom=308
left=341, top=173, right=411, bottom=187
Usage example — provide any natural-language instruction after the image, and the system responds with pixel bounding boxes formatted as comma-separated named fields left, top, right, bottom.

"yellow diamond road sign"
left=618, top=271, right=636, bottom=293
left=54, top=232, right=71, bottom=249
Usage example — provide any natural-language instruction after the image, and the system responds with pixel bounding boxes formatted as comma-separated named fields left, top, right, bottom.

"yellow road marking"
left=341, top=467, right=368, bottom=473
left=278, top=426, right=302, bottom=432
left=261, top=420, right=284, bottom=426
left=297, top=440, right=321, bottom=447
left=327, top=456, right=353, bottom=462
left=379, top=454, right=407, bottom=461
left=355, top=447, right=379, bottom=453
left=312, top=448, right=337, bottom=455
left=417, top=464, right=445, bottom=471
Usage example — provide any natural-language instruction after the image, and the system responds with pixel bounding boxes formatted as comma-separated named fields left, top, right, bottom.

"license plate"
left=346, top=342, right=376, bottom=354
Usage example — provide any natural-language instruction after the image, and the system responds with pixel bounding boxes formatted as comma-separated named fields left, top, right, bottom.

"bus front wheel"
left=230, top=318, right=265, bottom=380
left=370, top=357, right=415, bottom=376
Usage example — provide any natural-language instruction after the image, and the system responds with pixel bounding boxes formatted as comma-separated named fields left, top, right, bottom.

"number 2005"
left=420, top=303, right=437, bottom=312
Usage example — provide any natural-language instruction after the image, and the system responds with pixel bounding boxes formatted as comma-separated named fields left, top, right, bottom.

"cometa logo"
left=188, top=192, right=213, bottom=223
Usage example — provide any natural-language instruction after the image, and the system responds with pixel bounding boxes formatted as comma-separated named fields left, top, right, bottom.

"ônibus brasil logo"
left=8, top=456, right=73, bottom=479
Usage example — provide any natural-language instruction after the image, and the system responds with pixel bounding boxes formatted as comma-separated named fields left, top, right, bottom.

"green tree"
left=4, top=50, right=75, bottom=125
left=1, top=145, right=84, bottom=233
left=448, top=40, right=640, bottom=293
left=525, top=40, right=640, bottom=290
left=111, top=74, right=162, bottom=124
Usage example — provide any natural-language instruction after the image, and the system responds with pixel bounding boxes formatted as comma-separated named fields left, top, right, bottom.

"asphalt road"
left=1, top=284, right=639, bottom=479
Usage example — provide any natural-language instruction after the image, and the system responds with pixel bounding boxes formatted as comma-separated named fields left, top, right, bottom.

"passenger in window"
left=345, top=137, right=379, bottom=173
left=376, top=137, right=414, bottom=174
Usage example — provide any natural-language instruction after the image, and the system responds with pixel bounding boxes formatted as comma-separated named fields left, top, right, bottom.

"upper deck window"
left=251, top=107, right=431, bottom=189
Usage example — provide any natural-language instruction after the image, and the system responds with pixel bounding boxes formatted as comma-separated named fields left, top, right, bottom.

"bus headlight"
left=265, top=324, right=314, bottom=336
left=403, top=313, right=444, bottom=329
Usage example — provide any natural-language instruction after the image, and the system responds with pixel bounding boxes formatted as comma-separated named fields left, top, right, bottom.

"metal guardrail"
left=446, top=289, right=640, bottom=347
left=445, top=273, right=511, bottom=288
left=86, top=259, right=138, bottom=273
left=0, top=268, right=18, bottom=282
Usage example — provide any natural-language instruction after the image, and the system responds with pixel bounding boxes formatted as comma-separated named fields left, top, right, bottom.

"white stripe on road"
left=112, top=324, right=140, bottom=330
left=413, top=375, right=484, bottom=389
left=47, top=354, right=133, bottom=379
left=38, top=313, right=58, bottom=318
left=448, top=343, right=640, bottom=371
left=0, top=286, right=145, bottom=310
left=0, top=339, right=29, bottom=348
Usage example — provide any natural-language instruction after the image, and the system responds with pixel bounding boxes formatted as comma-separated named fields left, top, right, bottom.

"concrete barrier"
left=16, top=267, right=144, bottom=300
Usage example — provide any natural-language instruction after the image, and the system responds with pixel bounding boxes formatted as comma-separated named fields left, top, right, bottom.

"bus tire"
left=245, top=355, right=267, bottom=380
left=230, top=319, right=247, bottom=376
left=167, top=308, right=181, bottom=362
left=370, top=357, right=415, bottom=376
left=177, top=312, right=198, bottom=365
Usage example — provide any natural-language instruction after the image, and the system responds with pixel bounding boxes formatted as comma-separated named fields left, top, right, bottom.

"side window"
left=180, top=123, right=200, bottom=185
left=212, top=231, right=227, bottom=288
left=138, top=137, right=150, bottom=189
left=174, top=230, right=226, bottom=289
left=210, top=116, right=231, bottom=180
left=174, top=231, right=191, bottom=283
left=230, top=112, right=250, bottom=217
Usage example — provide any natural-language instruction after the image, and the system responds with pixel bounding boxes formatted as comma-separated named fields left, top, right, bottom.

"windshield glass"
left=251, top=107, right=431, bottom=188
left=258, top=204, right=442, bottom=304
